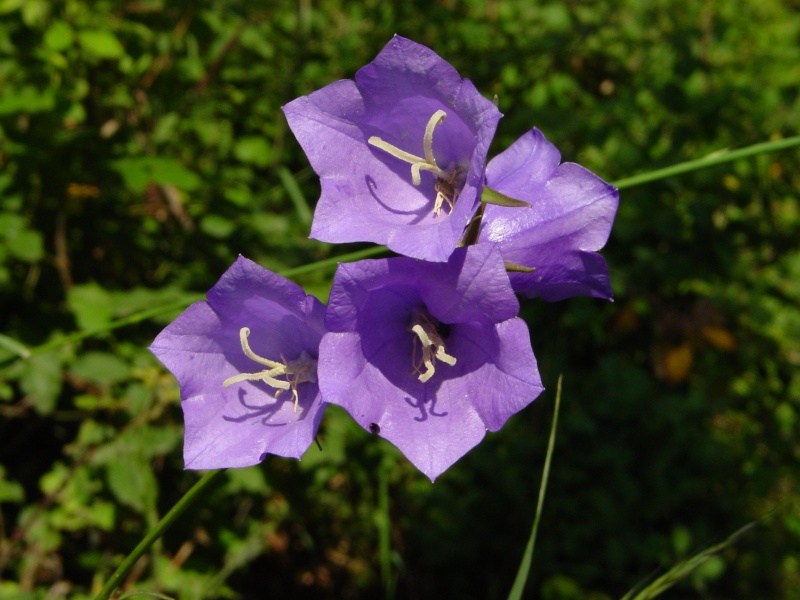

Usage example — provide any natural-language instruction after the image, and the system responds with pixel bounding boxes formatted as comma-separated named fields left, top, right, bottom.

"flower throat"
left=368, top=110, right=462, bottom=217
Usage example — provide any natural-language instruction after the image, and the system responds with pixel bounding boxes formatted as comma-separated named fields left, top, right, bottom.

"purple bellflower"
left=149, top=256, right=327, bottom=469
left=318, top=244, right=543, bottom=481
left=479, top=128, right=619, bottom=301
left=283, top=35, right=502, bottom=262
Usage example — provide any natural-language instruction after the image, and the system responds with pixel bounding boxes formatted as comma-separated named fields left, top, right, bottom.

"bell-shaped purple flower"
left=149, top=256, right=327, bottom=469
left=318, top=244, right=543, bottom=481
left=283, top=35, right=502, bottom=262
left=479, top=128, right=619, bottom=301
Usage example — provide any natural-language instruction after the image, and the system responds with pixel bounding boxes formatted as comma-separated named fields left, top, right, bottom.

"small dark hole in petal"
left=369, top=422, right=381, bottom=434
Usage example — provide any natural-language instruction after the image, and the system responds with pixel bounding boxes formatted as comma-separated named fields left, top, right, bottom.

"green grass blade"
left=620, top=521, right=758, bottom=600
left=277, top=166, right=313, bottom=225
left=507, top=375, right=563, bottom=600
left=0, top=332, right=30, bottom=359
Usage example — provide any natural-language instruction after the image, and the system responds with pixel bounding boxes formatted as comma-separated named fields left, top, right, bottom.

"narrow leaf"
left=481, top=186, right=531, bottom=208
left=277, top=167, right=313, bottom=225
left=0, top=333, right=30, bottom=359
left=620, top=521, right=758, bottom=600
left=507, top=375, right=563, bottom=600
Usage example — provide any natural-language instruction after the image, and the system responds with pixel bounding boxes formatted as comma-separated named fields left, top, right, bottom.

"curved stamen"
left=367, top=111, right=459, bottom=217
left=423, top=110, right=447, bottom=165
left=222, top=327, right=317, bottom=413
left=410, top=315, right=457, bottom=383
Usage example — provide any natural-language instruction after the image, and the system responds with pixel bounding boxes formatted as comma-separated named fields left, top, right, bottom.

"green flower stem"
left=278, top=245, right=388, bottom=278
left=507, top=375, right=562, bottom=600
left=4, top=134, right=799, bottom=363
left=612, top=134, right=800, bottom=190
left=94, top=469, right=226, bottom=600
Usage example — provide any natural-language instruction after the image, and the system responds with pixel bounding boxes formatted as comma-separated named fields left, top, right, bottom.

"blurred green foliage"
left=0, top=0, right=799, bottom=598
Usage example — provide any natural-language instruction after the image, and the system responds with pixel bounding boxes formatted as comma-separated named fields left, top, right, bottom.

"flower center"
left=409, top=312, right=457, bottom=383
left=222, top=327, right=317, bottom=413
left=368, top=110, right=462, bottom=217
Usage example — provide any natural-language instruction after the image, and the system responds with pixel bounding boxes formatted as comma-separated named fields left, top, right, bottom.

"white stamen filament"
left=410, top=317, right=457, bottom=383
left=367, top=110, right=460, bottom=217
left=222, top=327, right=317, bottom=413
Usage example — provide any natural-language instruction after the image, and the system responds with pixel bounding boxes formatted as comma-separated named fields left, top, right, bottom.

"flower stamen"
left=410, top=313, right=456, bottom=383
left=368, top=110, right=460, bottom=217
left=222, top=327, right=317, bottom=413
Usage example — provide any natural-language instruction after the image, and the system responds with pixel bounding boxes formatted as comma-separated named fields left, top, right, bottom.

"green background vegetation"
left=1, top=0, right=799, bottom=598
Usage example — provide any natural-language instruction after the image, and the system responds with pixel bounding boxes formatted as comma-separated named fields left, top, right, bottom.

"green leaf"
left=0, top=213, right=24, bottom=237
left=233, top=136, right=271, bottom=167
left=67, top=282, right=115, bottom=331
left=108, top=285, right=195, bottom=318
left=43, top=20, right=73, bottom=51
left=111, top=156, right=201, bottom=192
left=19, top=353, right=63, bottom=414
left=78, top=29, right=125, bottom=60
left=0, top=0, right=24, bottom=14
left=0, top=466, right=24, bottom=503
left=0, top=85, right=55, bottom=115
left=5, top=229, right=43, bottom=262
left=105, top=455, right=157, bottom=515
left=69, top=352, right=129, bottom=386
left=200, top=214, right=235, bottom=239
left=0, top=332, right=30, bottom=359
left=21, top=0, right=48, bottom=27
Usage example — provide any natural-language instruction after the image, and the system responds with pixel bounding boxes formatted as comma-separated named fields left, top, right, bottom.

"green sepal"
left=481, top=186, right=531, bottom=208
left=505, top=261, right=536, bottom=273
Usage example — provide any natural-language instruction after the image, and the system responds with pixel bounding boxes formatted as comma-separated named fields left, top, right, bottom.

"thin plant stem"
left=612, top=135, right=800, bottom=190
left=277, top=166, right=313, bottom=226
left=4, top=134, right=799, bottom=363
left=14, top=296, right=203, bottom=361
left=278, top=245, right=388, bottom=279
left=94, top=469, right=226, bottom=600
left=507, top=375, right=563, bottom=600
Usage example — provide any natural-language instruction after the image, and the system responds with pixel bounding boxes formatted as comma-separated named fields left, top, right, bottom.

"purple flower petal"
left=149, top=256, right=327, bottom=469
left=480, top=128, right=619, bottom=301
left=319, top=244, right=543, bottom=481
left=283, top=35, right=502, bottom=262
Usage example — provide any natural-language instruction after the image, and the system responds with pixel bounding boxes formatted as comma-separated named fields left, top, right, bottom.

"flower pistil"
left=223, top=327, right=317, bottom=412
left=409, top=312, right=456, bottom=382
left=368, top=110, right=461, bottom=217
